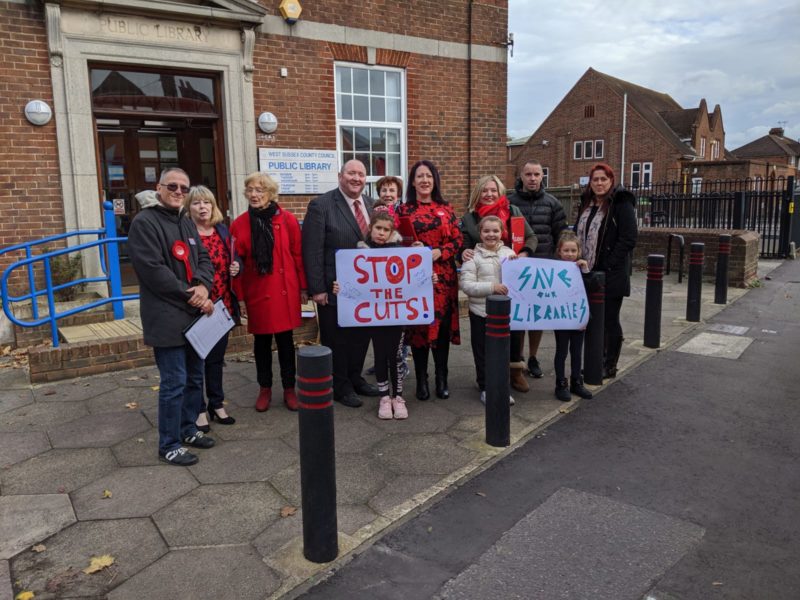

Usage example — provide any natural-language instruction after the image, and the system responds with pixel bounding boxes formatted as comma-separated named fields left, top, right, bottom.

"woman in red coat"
left=230, top=172, right=308, bottom=412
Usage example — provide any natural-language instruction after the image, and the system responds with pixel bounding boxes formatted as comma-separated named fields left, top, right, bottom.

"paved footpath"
left=0, top=265, right=776, bottom=600
left=300, top=258, right=800, bottom=600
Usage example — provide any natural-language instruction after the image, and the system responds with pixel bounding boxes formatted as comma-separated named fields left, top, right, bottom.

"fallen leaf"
left=280, top=505, right=297, bottom=518
left=475, top=491, right=486, bottom=497
left=83, top=554, right=115, bottom=574
left=102, top=490, right=113, bottom=499
left=124, top=402, right=139, bottom=410
left=427, top=526, right=433, bottom=533
left=31, top=544, right=46, bottom=553
left=125, top=376, right=141, bottom=381
left=1, top=346, right=11, bottom=355
left=559, top=407, right=570, bottom=413
left=136, top=438, right=145, bottom=444
left=712, top=582, right=724, bottom=586
left=150, top=386, right=160, bottom=391
left=15, top=591, right=35, bottom=600
left=44, top=567, right=81, bottom=593
left=43, top=390, right=56, bottom=396
left=57, top=486, right=66, bottom=493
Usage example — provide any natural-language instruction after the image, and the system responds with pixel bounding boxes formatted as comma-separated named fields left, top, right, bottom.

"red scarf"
left=475, top=195, right=511, bottom=243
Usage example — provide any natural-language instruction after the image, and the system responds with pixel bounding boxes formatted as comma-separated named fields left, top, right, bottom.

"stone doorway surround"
left=43, top=0, right=266, bottom=284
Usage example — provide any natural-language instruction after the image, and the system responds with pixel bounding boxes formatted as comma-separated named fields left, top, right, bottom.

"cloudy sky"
left=506, top=0, right=800, bottom=151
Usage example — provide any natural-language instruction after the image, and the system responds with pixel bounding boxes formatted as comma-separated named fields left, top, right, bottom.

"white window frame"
left=583, top=140, right=593, bottom=159
left=710, top=140, right=720, bottom=160
left=334, top=62, right=407, bottom=197
left=594, top=139, right=604, bottom=159
left=542, top=167, right=549, bottom=189
left=573, top=141, right=583, bottom=160
left=699, top=136, right=707, bottom=158
left=630, top=162, right=641, bottom=188
left=642, top=162, right=652, bottom=188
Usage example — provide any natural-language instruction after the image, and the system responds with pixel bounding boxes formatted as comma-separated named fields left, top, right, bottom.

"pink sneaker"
left=378, top=395, right=393, bottom=419
left=391, top=395, right=408, bottom=419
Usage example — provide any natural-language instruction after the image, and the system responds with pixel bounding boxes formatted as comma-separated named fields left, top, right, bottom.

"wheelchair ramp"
left=59, top=317, right=142, bottom=343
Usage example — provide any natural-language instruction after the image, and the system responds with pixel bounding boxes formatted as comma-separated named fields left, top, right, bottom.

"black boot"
left=603, top=336, right=624, bottom=379
left=412, top=347, right=430, bottom=401
left=433, top=343, right=450, bottom=399
left=569, top=376, right=593, bottom=399
left=555, top=378, right=571, bottom=402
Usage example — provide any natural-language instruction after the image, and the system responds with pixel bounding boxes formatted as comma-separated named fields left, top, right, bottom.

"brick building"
left=0, top=0, right=509, bottom=291
left=731, top=127, right=800, bottom=180
left=509, top=67, right=726, bottom=190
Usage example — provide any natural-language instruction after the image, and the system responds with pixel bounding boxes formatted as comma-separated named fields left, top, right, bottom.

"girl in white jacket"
left=459, top=215, right=517, bottom=405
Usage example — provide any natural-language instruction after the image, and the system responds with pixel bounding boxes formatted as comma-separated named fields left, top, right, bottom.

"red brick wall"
left=634, top=228, right=759, bottom=287
left=0, top=1, right=64, bottom=286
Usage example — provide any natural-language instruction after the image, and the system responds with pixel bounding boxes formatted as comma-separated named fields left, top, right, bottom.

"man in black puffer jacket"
left=508, top=160, right=567, bottom=378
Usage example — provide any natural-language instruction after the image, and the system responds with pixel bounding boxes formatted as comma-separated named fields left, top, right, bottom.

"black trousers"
left=203, top=331, right=229, bottom=410
left=469, top=312, right=524, bottom=391
left=605, top=295, right=625, bottom=353
left=553, top=329, right=584, bottom=380
left=254, top=330, right=295, bottom=389
left=372, top=325, right=405, bottom=397
left=317, top=303, right=371, bottom=399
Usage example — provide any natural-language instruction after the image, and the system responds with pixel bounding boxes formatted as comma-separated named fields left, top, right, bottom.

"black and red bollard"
left=485, top=295, right=510, bottom=448
left=583, top=272, right=605, bottom=385
left=686, top=242, right=705, bottom=322
left=644, top=254, right=665, bottom=349
left=714, top=234, right=731, bottom=305
left=297, top=345, right=338, bottom=563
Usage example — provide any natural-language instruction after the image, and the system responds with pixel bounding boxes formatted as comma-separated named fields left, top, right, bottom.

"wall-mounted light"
left=542, top=139, right=549, bottom=147
left=24, top=100, right=52, bottom=126
left=258, top=112, right=278, bottom=134
left=279, top=0, right=302, bottom=25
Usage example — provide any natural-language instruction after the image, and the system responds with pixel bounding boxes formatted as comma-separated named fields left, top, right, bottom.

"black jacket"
left=579, top=186, right=638, bottom=298
left=128, top=204, right=214, bottom=347
left=507, top=180, right=567, bottom=257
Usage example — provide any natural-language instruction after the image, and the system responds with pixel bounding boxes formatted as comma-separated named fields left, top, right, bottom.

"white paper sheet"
left=183, top=299, right=236, bottom=359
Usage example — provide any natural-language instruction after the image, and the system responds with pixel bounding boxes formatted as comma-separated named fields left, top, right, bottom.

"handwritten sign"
left=502, top=258, right=589, bottom=330
left=335, top=247, right=434, bottom=327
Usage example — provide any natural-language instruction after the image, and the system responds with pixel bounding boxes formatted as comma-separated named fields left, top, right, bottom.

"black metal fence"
left=634, top=176, right=795, bottom=258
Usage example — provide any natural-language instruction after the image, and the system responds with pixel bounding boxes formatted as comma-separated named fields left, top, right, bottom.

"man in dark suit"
left=302, top=159, right=380, bottom=407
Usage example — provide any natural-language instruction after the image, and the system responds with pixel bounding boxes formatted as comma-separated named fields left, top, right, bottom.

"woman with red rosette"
left=459, top=174, right=538, bottom=393
left=396, top=160, right=463, bottom=401
left=230, top=172, right=308, bottom=412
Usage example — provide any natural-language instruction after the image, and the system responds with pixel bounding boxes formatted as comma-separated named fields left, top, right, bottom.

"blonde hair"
left=468, top=174, right=506, bottom=211
left=478, top=215, right=505, bottom=234
left=556, top=230, right=582, bottom=254
left=184, top=185, right=224, bottom=226
left=244, top=172, right=279, bottom=203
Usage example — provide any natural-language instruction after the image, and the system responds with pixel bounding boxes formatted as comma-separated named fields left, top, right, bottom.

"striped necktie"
left=353, top=199, right=369, bottom=237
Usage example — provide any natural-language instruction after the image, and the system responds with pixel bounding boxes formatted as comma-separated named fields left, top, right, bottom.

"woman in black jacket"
left=575, top=163, right=638, bottom=379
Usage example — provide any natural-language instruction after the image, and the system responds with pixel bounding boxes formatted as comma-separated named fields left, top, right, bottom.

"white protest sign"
left=502, top=257, right=589, bottom=330
left=335, top=247, right=434, bottom=327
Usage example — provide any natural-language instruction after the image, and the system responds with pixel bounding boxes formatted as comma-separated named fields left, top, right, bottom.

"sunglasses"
left=162, top=182, right=191, bottom=194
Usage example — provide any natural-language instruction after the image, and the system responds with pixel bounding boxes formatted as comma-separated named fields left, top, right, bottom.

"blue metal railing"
left=0, top=201, right=139, bottom=347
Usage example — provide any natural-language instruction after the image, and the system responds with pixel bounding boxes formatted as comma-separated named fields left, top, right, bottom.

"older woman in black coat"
left=575, top=163, right=638, bottom=379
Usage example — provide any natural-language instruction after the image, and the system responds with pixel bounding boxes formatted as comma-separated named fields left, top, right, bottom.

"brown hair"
left=369, top=210, right=395, bottom=231
left=375, top=176, right=403, bottom=199
left=556, top=229, right=582, bottom=254
left=478, top=215, right=505, bottom=234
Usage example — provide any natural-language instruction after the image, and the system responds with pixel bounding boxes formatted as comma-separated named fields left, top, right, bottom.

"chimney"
left=769, top=127, right=785, bottom=136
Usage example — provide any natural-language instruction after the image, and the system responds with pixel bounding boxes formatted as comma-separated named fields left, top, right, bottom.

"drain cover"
left=676, top=332, right=753, bottom=359
left=707, top=323, right=749, bottom=336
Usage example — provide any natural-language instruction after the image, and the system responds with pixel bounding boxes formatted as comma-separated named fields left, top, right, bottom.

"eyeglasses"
left=245, top=187, right=265, bottom=195
left=162, top=183, right=190, bottom=194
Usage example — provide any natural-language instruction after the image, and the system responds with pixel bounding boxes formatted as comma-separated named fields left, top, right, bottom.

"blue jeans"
left=153, top=345, right=204, bottom=455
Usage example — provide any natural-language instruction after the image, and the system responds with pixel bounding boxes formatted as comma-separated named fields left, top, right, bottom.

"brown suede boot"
left=510, top=362, right=529, bottom=393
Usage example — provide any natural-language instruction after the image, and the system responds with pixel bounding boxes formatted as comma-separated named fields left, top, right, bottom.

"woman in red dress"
left=230, top=172, right=308, bottom=412
left=396, top=160, right=463, bottom=400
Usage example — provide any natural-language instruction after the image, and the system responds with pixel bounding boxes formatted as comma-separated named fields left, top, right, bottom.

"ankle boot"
left=255, top=387, right=271, bottom=412
left=510, top=362, right=529, bottom=392
left=603, top=336, right=624, bottom=379
left=435, top=371, right=449, bottom=399
left=412, top=347, right=430, bottom=401
left=555, top=378, right=571, bottom=402
left=569, top=376, right=593, bottom=399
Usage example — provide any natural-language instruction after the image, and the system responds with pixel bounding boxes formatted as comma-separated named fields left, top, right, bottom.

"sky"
left=506, top=0, right=800, bottom=151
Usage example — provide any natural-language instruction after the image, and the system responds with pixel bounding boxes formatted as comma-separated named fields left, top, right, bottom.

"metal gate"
left=640, top=176, right=795, bottom=258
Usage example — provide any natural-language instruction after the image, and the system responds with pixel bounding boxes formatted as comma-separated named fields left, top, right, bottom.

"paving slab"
left=676, top=332, right=754, bottom=359
left=0, top=494, right=76, bottom=560
left=9, top=518, right=167, bottom=600
left=0, top=367, right=30, bottom=390
left=85, top=386, right=154, bottom=413
left=0, top=401, right=87, bottom=433
left=107, top=546, right=281, bottom=600
left=437, top=488, right=705, bottom=600
left=0, top=431, right=50, bottom=469
left=1, top=448, right=118, bottom=495
left=153, top=482, right=285, bottom=546
left=111, top=428, right=160, bottom=467
left=48, top=410, right=151, bottom=448
left=212, top=404, right=299, bottom=441
left=0, top=560, right=11, bottom=600
left=0, top=388, right=34, bottom=415
left=71, top=465, right=198, bottom=520
left=32, top=377, right=118, bottom=402
left=253, top=508, right=304, bottom=557
left=188, top=439, right=298, bottom=484
left=334, top=455, right=389, bottom=504
left=369, top=474, right=442, bottom=515
left=374, top=433, right=477, bottom=476
left=364, top=400, right=459, bottom=433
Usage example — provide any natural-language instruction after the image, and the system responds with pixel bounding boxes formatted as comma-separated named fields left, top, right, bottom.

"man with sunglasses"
left=128, top=167, right=216, bottom=466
